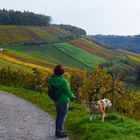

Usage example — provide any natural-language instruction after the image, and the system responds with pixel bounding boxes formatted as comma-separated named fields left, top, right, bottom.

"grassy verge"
left=0, top=85, right=140, bottom=140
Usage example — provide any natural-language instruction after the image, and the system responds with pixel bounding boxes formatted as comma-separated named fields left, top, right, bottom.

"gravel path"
left=0, top=90, right=68, bottom=140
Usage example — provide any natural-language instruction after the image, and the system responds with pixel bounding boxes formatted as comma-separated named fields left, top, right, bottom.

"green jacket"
left=48, top=74, right=75, bottom=104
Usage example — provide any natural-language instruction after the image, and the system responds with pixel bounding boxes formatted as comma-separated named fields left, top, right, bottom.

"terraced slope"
left=54, top=43, right=108, bottom=68
left=70, top=37, right=118, bottom=60
left=0, top=26, right=36, bottom=46
left=3, top=42, right=108, bottom=69
left=43, top=26, right=70, bottom=36
left=2, top=25, right=138, bottom=71
left=117, top=49, right=140, bottom=63
left=0, top=57, right=32, bottom=71
left=27, top=26, right=60, bottom=42
left=0, top=52, right=53, bottom=72
left=0, top=25, right=65, bottom=46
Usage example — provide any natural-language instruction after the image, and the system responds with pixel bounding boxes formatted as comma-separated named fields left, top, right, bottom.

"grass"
left=0, top=85, right=140, bottom=140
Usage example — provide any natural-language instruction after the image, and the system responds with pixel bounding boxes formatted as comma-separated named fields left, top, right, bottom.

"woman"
left=48, top=64, right=75, bottom=138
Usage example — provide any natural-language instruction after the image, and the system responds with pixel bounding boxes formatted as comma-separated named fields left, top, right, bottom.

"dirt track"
left=0, top=90, right=68, bottom=140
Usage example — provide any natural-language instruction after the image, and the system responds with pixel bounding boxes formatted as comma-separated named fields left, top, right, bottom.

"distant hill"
left=0, top=25, right=86, bottom=46
left=0, top=25, right=109, bottom=70
left=89, top=35, right=140, bottom=54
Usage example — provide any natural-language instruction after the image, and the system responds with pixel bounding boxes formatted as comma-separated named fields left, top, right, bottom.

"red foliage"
left=71, top=41, right=114, bottom=60
left=71, top=41, right=97, bottom=54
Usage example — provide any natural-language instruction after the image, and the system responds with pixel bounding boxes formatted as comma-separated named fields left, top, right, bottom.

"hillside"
left=0, top=25, right=116, bottom=70
left=0, top=25, right=140, bottom=87
left=90, top=35, right=140, bottom=54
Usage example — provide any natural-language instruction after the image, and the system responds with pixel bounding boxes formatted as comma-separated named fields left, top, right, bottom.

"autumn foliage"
left=0, top=66, right=139, bottom=120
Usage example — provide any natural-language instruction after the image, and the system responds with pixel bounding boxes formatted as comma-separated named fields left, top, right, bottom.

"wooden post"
left=75, top=74, right=80, bottom=103
left=112, top=74, right=116, bottom=111
left=32, top=68, right=42, bottom=93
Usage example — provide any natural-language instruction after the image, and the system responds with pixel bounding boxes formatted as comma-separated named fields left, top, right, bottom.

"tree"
left=0, top=9, right=51, bottom=26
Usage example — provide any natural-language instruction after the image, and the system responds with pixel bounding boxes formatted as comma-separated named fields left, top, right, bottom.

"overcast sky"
left=0, top=0, right=140, bottom=35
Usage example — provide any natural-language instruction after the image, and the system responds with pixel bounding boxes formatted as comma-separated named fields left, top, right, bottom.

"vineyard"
left=0, top=25, right=140, bottom=122
left=0, top=57, right=32, bottom=71
left=0, top=66, right=139, bottom=121
left=43, top=26, right=70, bottom=36
left=76, top=37, right=118, bottom=60
left=127, top=55, right=140, bottom=63
left=3, top=42, right=108, bottom=69
left=0, top=25, right=69, bottom=46
left=0, top=25, right=128, bottom=71
left=0, top=26, right=35, bottom=46
left=0, top=52, right=52, bottom=72
left=53, top=43, right=108, bottom=68
left=27, top=26, right=60, bottom=42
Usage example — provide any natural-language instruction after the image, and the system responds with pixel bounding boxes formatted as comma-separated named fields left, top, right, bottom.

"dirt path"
left=0, top=90, right=68, bottom=140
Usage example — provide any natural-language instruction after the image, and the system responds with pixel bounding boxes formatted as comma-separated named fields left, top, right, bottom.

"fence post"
left=112, top=74, right=116, bottom=111
left=32, top=68, right=42, bottom=93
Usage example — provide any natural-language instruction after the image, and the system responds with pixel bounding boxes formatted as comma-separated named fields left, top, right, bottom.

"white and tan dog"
left=90, top=99, right=112, bottom=122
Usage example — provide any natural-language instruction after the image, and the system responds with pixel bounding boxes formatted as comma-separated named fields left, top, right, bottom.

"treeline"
left=0, top=9, right=51, bottom=26
left=56, top=24, right=86, bottom=36
left=90, top=35, right=140, bottom=54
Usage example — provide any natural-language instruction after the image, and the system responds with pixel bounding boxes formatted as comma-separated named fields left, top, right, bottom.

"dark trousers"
left=55, top=104, right=69, bottom=134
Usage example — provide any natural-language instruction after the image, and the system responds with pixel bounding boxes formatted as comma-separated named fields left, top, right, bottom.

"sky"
left=0, top=0, right=140, bottom=35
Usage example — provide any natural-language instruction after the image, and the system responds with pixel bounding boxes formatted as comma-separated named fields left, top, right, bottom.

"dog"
left=89, top=98, right=112, bottom=122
